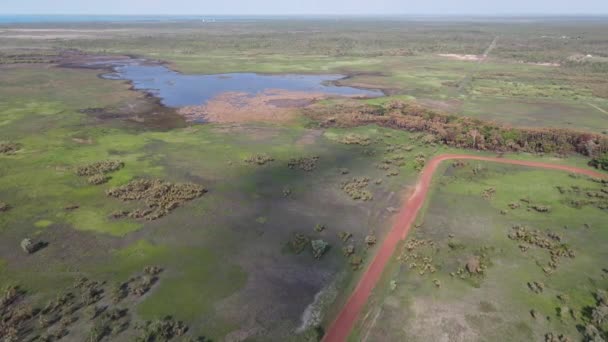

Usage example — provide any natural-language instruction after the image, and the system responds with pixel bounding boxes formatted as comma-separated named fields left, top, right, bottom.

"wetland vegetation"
left=0, top=15, right=607, bottom=342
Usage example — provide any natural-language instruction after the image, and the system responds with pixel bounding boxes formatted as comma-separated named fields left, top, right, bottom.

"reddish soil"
left=322, top=154, right=607, bottom=342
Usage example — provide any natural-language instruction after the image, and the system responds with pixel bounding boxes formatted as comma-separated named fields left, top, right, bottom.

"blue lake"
left=104, top=64, right=384, bottom=107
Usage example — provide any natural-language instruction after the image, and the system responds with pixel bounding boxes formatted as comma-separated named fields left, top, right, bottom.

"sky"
left=1, top=0, right=607, bottom=16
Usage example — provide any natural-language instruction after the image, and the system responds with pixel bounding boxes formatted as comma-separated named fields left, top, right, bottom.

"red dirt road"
left=322, top=154, right=606, bottom=342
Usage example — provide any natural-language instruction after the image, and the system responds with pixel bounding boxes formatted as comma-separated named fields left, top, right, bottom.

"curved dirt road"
left=323, top=154, right=606, bottom=342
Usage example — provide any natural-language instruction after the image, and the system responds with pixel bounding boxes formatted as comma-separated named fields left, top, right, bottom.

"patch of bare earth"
left=210, top=124, right=281, bottom=141
left=295, top=129, right=323, bottom=146
left=405, top=297, right=479, bottom=342
left=438, top=54, right=484, bottom=61
left=177, top=89, right=327, bottom=123
left=524, top=61, right=561, bottom=67
left=417, top=98, right=463, bottom=114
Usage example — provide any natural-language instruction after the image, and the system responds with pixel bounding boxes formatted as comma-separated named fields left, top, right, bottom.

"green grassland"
left=353, top=161, right=608, bottom=341
left=0, top=63, right=454, bottom=340
left=2, top=19, right=608, bottom=131
left=0, top=17, right=607, bottom=341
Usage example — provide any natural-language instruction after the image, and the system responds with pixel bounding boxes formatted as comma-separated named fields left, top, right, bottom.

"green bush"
left=589, top=152, right=608, bottom=171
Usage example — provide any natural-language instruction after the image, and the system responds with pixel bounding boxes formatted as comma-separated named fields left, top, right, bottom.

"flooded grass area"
left=0, top=18, right=607, bottom=342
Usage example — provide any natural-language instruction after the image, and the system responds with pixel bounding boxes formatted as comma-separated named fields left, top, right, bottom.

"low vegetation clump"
left=482, top=187, right=496, bottom=200
left=130, top=275, right=158, bottom=296
left=589, top=152, right=608, bottom=171
left=342, top=245, right=355, bottom=257
left=338, top=231, right=352, bottom=242
left=508, top=202, right=521, bottom=209
left=106, top=179, right=207, bottom=220
left=383, top=154, right=407, bottom=167
left=244, top=153, right=274, bottom=165
left=314, top=224, right=326, bottom=232
left=397, top=238, right=437, bottom=276
left=0, top=285, right=29, bottom=341
left=544, top=332, right=572, bottom=342
left=288, top=233, right=310, bottom=254
left=530, top=204, right=551, bottom=213
left=341, top=177, right=373, bottom=201
left=528, top=281, right=545, bottom=294
left=287, top=156, right=319, bottom=172
left=64, top=204, right=79, bottom=211
left=89, top=307, right=130, bottom=342
left=364, top=234, right=377, bottom=246
left=76, top=160, right=124, bottom=186
left=556, top=183, right=608, bottom=211
left=334, top=133, right=371, bottom=146
left=87, top=174, right=111, bottom=185
left=513, top=197, right=554, bottom=213
left=135, top=316, right=188, bottom=341
left=508, top=225, right=575, bottom=274
left=349, top=255, right=364, bottom=270
left=413, top=153, right=426, bottom=171
left=0, top=142, right=21, bottom=155
left=76, top=160, right=124, bottom=176
left=287, top=234, right=331, bottom=259
left=386, top=169, right=399, bottom=177
left=0, top=266, right=182, bottom=342
left=0, top=202, right=10, bottom=212
left=582, top=289, right=608, bottom=342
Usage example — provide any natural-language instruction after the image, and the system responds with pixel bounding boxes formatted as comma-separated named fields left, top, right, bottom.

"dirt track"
left=322, top=154, right=607, bottom=342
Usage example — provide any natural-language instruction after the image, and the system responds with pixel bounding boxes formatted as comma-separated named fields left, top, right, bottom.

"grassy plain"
left=2, top=19, right=608, bottom=131
left=0, top=63, right=450, bottom=339
left=0, top=17, right=607, bottom=341
left=353, top=162, right=608, bottom=341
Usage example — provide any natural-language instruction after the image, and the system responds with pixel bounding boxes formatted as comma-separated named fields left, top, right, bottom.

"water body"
left=104, top=64, right=384, bottom=107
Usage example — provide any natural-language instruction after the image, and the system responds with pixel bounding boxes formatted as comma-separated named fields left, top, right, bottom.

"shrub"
left=0, top=202, right=10, bottom=212
left=341, top=177, right=373, bottom=201
left=0, top=142, right=21, bottom=155
left=244, top=153, right=274, bottom=165
left=136, top=316, right=188, bottom=342
left=87, top=174, right=110, bottom=185
left=311, top=239, right=329, bottom=259
left=288, top=156, right=319, bottom=171
left=76, top=160, right=124, bottom=176
left=106, top=179, right=206, bottom=220
left=589, top=152, right=608, bottom=171
left=289, top=234, right=310, bottom=254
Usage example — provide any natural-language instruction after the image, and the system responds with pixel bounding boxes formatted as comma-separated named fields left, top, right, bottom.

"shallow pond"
left=104, top=64, right=384, bottom=107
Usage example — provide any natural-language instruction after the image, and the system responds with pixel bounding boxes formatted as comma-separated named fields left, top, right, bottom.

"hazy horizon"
left=1, top=0, right=608, bottom=16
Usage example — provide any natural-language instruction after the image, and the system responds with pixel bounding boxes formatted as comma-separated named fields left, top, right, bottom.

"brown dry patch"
left=211, top=124, right=281, bottom=141
left=177, top=89, right=327, bottom=123
left=405, top=297, right=480, bottom=341
left=438, top=53, right=484, bottom=61
left=71, top=137, right=94, bottom=144
left=417, top=98, right=463, bottom=114
left=295, top=129, right=323, bottom=146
